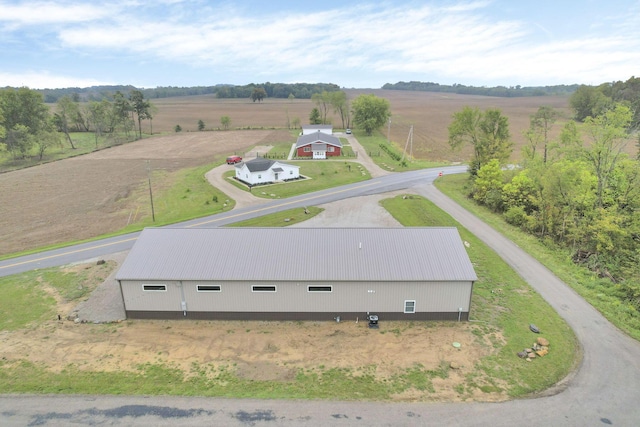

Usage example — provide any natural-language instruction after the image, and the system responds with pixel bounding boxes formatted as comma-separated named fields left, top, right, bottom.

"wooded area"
left=383, top=81, right=580, bottom=97
left=31, top=82, right=342, bottom=103
left=454, top=101, right=640, bottom=313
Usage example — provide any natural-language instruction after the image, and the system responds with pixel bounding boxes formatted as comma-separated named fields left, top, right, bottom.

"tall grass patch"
left=353, top=130, right=449, bottom=171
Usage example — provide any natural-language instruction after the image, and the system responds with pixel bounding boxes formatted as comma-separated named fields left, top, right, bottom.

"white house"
left=235, top=157, right=300, bottom=186
left=301, top=125, right=332, bottom=135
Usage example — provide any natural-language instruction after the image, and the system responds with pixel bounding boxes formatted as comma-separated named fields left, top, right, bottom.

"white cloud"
left=0, top=1, right=113, bottom=25
left=0, top=70, right=113, bottom=89
left=2, top=0, right=640, bottom=88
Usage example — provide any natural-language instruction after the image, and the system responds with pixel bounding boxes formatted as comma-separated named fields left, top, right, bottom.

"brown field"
left=1, top=90, right=572, bottom=256
left=150, top=89, right=574, bottom=162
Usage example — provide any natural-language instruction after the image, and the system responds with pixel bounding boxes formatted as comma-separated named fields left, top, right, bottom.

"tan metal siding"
left=180, top=281, right=472, bottom=314
left=121, top=280, right=182, bottom=311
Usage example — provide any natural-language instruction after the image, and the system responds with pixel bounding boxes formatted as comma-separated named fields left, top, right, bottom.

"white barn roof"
left=116, top=227, right=477, bottom=282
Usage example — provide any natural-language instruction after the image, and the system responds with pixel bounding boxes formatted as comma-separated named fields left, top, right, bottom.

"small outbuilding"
left=235, top=157, right=300, bottom=186
left=301, top=124, right=332, bottom=135
left=115, top=227, right=477, bottom=321
left=295, top=131, right=342, bottom=159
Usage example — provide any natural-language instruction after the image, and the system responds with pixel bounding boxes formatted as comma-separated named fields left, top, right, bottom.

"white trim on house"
left=234, top=158, right=300, bottom=186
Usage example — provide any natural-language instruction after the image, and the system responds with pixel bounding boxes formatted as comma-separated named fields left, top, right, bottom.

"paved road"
left=2, top=169, right=640, bottom=425
left=0, top=166, right=462, bottom=277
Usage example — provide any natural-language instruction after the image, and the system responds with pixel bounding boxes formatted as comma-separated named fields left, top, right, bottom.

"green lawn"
left=381, top=194, right=578, bottom=397
left=224, top=160, right=371, bottom=199
left=230, top=206, right=323, bottom=227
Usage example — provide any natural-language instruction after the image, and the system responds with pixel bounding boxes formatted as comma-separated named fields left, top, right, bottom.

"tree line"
left=0, top=88, right=153, bottom=161
left=22, top=82, right=342, bottom=104
left=383, top=81, right=580, bottom=97
left=448, top=102, right=640, bottom=312
left=569, top=76, right=640, bottom=129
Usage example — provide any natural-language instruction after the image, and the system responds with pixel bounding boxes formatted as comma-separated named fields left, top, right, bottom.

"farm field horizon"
left=148, top=89, right=574, bottom=162
left=1, top=90, right=573, bottom=256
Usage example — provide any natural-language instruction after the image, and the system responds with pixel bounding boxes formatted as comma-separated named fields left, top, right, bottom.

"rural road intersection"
left=1, top=143, right=640, bottom=425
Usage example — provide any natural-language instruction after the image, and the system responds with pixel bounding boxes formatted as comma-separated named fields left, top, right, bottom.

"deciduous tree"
left=523, top=106, right=558, bottom=163
left=351, top=94, right=391, bottom=136
left=220, top=116, right=231, bottom=130
left=472, top=159, right=504, bottom=211
left=129, top=90, right=152, bottom=140
left=53, top=96, right=79, bottom=149
left=111, top=91, right=133, bottom=138
left=569, top=85, right=609, bottom=122
left=582, top=104, right=633, bottom=207
left=0, top=88, right=51, bottom=157
left=328, top=90, right=349, bottom=129
left=448, top=106, right=512, bottom=175
left=251, top=87, right=267, bottom=103
left=86, top=100, right=110, bottom=147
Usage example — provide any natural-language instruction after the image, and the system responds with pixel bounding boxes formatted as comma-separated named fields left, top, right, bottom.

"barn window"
left=404, top=300, right=416, bottom=313
left=258, top=174, right=262, bottom=179
left=328, top=146, right=334, bottom=152
left=142, top=284, right=167, bottom=292
left=304, top=146, right=311, bottom=152
left=308, top=285, right=332, bottom=292
left=197, top=285, right=221, bottom=292
left=290, top=170, right=293, bottom=175
left=252, top=285, right=276, bottom=292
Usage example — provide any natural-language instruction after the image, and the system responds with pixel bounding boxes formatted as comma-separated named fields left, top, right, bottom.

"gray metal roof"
left=295, top=131, right=342, bottom=148
left=239, top=158, right=296, bottom=172
left=242, top=157, right=275, bottom=172
left=116, top=227, right=477, bottom=282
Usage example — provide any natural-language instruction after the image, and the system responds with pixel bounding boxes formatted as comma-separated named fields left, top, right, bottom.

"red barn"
left=295, top=131, right=342, bottom=159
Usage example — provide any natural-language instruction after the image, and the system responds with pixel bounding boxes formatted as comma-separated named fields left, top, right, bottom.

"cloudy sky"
left=1, top=0, right=639, bottom=89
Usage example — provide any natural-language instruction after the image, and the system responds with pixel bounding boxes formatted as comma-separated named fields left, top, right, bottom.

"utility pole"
left=401, top=125, right=413, bottom=162
left=146, top=160, right=156, bottom=222
left=387, top=117, right=391, bottom=143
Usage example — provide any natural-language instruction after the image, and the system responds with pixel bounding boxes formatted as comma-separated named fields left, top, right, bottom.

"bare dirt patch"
left=0, top=313, right=504, bottom=402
